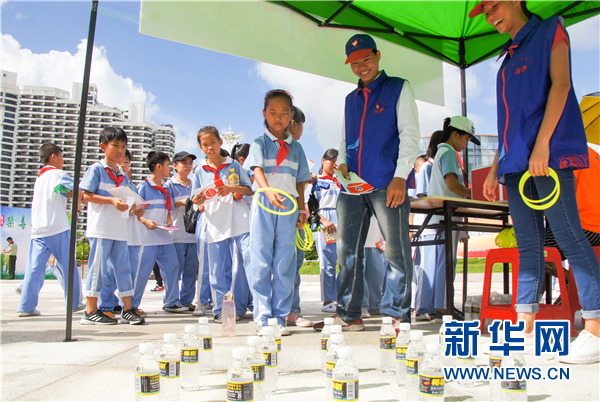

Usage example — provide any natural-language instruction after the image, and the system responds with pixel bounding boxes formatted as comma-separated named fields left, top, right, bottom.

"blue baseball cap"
left=345, top=34, right=377, bottom=64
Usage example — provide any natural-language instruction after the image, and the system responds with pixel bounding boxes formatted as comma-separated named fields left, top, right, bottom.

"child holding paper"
left=192, top=126, right=253, bottom=322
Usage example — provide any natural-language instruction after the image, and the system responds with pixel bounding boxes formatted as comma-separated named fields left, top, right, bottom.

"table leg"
left=444, top=203, right=457, bottom=319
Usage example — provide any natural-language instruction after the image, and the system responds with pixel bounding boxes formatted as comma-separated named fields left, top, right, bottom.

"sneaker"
left=313, top=314, right=364, bottom=332
left=559, top=330, right=600, bottom=364
left=151, top=285, right=164, bottom=292
left=14, top=286, right=21, bottom=296
left=416, top=313, right=432, bottom=322
left=17, top=309, right=41, bottom=317
left=361, top=309, right=371, bottom=318
left=163, top=303, right=188, bottom=313
left=321, top=302, right=337, bottom=313
left=236, top=313, right=242, bottom=321
left=193, top=304, right=207, bottom=316
left=121, top=309, right=146, bottom=325
left=188, top=304, right=196, bottom=311
left=73, top=303, right=87, bottom=313
left=278, top=324, right=290, bottom=336
left=134, top=309, right=147, bottom=317
left=113, top=305, right=123, bottom=314
left=214, top=313, right=222, bottom=323
left=103, top=311, right=116, bottom=318
left=206, top=302, right=213, bottom=311
left=287, top=312, right=313, bottom=327
left=80, top=310, right=118, bottom=325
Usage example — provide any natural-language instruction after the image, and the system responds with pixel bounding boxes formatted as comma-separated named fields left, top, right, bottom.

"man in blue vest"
left=313, top=34, right=420, bottom=332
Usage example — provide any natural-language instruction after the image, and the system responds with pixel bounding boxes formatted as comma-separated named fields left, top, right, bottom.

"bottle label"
left=275, top=338, right=282, bottom=352
left=321, top=337, right=329, bottom=352
left=501, top=380, right=527, bottom=392
left=226, top=380, right=253, bottom=402
left=263, top=351, right=277, bottom=368
left=158, top=360, right=180, bottom=378
left=380, top=336, right=396, bottom=351
left=134, top=374, right=160, bottom=396
left=489, top=357, right=503, bottom=368
left=457, top=356, right=475, bottom=363
left=419, top=374, right=445, bottom=397
left=471, top=305, right=481, bottom=316
left=199, top=337, right=212, bottom=351
left=326, top=360, right=336, bottom=380
left=396, top=346, right=408, bottom=361
left=332, top=379, right=359, bottom=401
left=181, top=348, right=199, bottom=364
left=251, top=363, right=265, bottom=383
left=406, top=358, right=423, bottom=377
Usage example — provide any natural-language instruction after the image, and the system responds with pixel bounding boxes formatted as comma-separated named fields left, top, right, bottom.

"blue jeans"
left=336, top=189, right=413, bottom=322
left=506, top=169, right=600, bottom=319
left=361, top=247, right=387, bottom=311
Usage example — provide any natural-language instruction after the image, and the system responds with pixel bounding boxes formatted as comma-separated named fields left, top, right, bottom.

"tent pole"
left=64, top=0, right=98, bottom=342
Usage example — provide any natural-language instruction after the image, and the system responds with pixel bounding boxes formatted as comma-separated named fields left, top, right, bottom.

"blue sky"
left=2, top=1, right=598, bottom=172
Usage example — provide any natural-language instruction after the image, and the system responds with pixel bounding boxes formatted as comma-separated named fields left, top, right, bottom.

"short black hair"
left=100, top=127, right=128, bottom=146
left=146, top=151, right=170, bottom=173
left=426, top=130, right=445, bottom=160
left=6, top=237, right=13, bottom=241
left=197, top=126, right=221, bottom=144
left=123, top=149, right=134, bottom=162
left=232, top=143, right=250, bottom=163
left=291, top=106, right=305, bottom=124
left=39, top=143, right=62, bottom=165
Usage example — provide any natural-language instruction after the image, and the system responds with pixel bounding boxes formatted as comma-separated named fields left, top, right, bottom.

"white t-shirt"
left=31, top=167, right=73, bottom=239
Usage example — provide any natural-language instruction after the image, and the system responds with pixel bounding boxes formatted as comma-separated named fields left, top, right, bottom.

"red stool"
left=479, top=247, right=574, bottom=335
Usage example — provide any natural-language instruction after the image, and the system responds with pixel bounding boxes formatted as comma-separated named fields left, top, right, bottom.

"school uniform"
left=191, top=157, right=253, bottom=317
left=361, top=215, right=387, bottom=313
left=80, top=160, right=134, bottom=299
left=194, top=215, right=212, bottom=307
left=306, top=175, right=341, bottom=302
left=133, top=177, right=181, bottom=309
left=17, top=166, right=83, bottom=313
left=247, top=130, right=311, bottom=326
left=165, top=177, right=199, bottom=307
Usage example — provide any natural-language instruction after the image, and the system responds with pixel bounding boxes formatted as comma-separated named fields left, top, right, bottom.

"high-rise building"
left=0, top=71, right=176, bottom=228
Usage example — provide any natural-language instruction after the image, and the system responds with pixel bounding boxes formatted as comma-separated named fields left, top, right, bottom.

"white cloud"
left=15, top=11, right=25, bottom=20
left=567, top=15, right=599, bottom=52
left=1, top=34, right=159, bottom=120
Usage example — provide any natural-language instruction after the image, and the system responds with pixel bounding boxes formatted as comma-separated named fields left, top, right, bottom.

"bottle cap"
left=198, top=317, right=208, bottom=324
left=382, top=317, right=392, bottom=324
left=410, top=330, right=423, bottom=340
left=185, top=325, right=196, bottom=333
left=139, top=343, right=154, bottom=354
left=427, top=343, right=441, bottom=354
left=164, top=333, right=176, bottom=343
left=442, top=315, right=453, bottom=322
left=262, top=326, right=274, bottom=336
left=247, top=336, right=261, bottom=346
left=338, top=346, right=353, bottom=359
left=331, top=324, right=342, bottom=334
left=324, top=317, right=334, bottom=325
left=233, top=347, right=249, bottom=360
left=330, top=333, right=344, bottom=344
left=268, top=318, right=278, bottom=326
left=399, top=323, right=411, bottom=332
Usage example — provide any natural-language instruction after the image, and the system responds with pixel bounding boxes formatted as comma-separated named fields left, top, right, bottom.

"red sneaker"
left=312, top=314, right=365, bottom=331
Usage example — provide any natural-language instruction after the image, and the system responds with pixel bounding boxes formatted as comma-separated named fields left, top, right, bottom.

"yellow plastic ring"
left=254, top=187, right=298, bottom=216
left=518, top=168, right=561, bottom=210
left=296, top=223, right=314, bottom=251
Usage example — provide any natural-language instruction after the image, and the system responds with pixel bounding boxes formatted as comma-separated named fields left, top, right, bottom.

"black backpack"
left=183, top=198, right=200, bottom=234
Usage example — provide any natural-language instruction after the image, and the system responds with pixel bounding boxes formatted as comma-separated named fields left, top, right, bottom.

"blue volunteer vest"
left=344, top=70, right=405, bottom=190
left=496, top=15, right=588, bottom=183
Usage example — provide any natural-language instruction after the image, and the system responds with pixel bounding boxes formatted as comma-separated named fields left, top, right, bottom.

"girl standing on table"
left=473, top=1, right=600, bottom=364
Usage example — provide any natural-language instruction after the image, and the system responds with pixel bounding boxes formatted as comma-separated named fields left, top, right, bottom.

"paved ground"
left=1, top=273, right=599, bottom=401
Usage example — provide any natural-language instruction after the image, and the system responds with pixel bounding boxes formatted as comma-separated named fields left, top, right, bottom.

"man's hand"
left=483, top=169, right=499, bottom=202
left=112, top=198, right=129, bottom=212
left=192, top=193, right=206, bottom=206
left=386, top=177, right=406, bottom=208
left=338, top=163, right=350, bottom=180
left=297, top=210, right=308, bottom=229
left=529, top=139, right=550, bottom=177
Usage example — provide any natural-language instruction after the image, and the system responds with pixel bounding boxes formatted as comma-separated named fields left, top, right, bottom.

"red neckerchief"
left=202, top=162, right=229, bottom=181
left=38, top=166, right=58, bottom=177
left=319, top=175, right=341, bottom=189
left=274, top=140, right=289, bottom=173
left=145, top=179, right=171, bottom=210
left=105, top=167, right=124, bottom=188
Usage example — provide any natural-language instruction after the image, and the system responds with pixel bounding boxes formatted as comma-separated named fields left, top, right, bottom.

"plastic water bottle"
left=268, top=318, right=282, bottom=374
left=326, top=333, right=345, bottom=400
left=222, top=291, right=236, bottom=337
left=405, top=330, right=425, bottom=401
left=135, top=343, right=160, bottom=401
left=158, top=334, right=180, bottom=401
left=419, top=343, right=445, bottom=400
left=489, top=331, right=504, bottom=402
left=464, top=296, right=473, bottom=321
left=380, top=317, right=396, bottom=374
left=247, top=336, right=266, bottom=401
left=180, top=325, right=200, bottom=391
left=396, top=322, right=411, bottom=387
left=440, top=315, right=454, bottom=368
left=456, top=353, right=475, bottom=387
left=197, top=317, right=213, bottom=374
left=261, top=326, right=278, bottom=395
left=321, top=317, right=334, bottom=373
left=326, top=325, right=343, bottom=352
left=500, top=350, right=527, bottom=401
left=332, top=346, right=359, bottom=402
left=228, top=168, right=243, bottom=200
left=227, top=347, right=254, bottom=402
left=122, top=196, right=135, bottom=218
